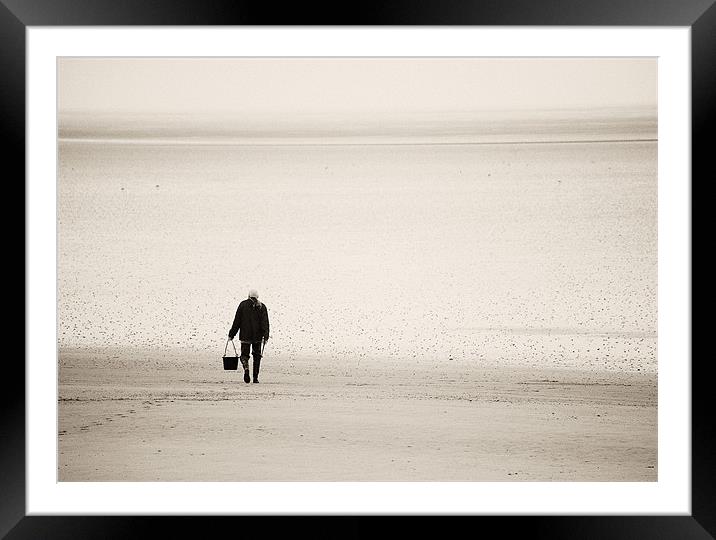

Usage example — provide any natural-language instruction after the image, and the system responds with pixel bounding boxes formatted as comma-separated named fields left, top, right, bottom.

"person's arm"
left=228, top=305, right=241, bottom=339
left=262, top=305, right=270, bottom=341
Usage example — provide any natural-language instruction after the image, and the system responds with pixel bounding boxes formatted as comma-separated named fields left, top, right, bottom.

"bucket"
left=223, top=356, right=239, bottom=370
left=223, top=339, right=239, bottom=370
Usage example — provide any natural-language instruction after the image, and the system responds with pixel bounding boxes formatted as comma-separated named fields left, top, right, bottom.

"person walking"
left=228, top=289, right=270, bottom=383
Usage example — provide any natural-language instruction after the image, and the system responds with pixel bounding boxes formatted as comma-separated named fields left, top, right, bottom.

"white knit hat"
left=248, top=289, right=259, bottom=299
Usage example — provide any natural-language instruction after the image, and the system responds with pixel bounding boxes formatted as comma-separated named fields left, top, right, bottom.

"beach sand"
left=59, top=348, right=656, bottom=481
left=57, top=115, right=657, bottom=481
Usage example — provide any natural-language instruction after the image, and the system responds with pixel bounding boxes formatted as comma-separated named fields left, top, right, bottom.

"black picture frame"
left=8, top=1, right=707, bottom=538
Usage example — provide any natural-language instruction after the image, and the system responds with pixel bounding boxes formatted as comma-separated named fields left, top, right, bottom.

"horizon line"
left=58, top=104, right=658, bottom=117
left=58, top=137, right=658, bottom=147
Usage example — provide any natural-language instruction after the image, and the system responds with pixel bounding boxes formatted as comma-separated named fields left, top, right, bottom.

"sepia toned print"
left=58, top=58, right=656, bottom=481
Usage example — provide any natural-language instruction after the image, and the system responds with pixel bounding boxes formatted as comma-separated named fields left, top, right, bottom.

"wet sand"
left=58, top=140, right=657, bottom=372
left=58, top=348, right=657, bottom=481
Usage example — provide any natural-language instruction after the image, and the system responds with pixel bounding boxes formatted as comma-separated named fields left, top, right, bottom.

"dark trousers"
left=240, top=341, right=262, bottom=360
left=240, top=342, right=262, bottom=375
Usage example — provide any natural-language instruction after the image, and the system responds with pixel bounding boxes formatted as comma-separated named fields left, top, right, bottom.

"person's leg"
left=240, top=342, right=251, bottom=383
left=251, top=341, right=262, bottom=383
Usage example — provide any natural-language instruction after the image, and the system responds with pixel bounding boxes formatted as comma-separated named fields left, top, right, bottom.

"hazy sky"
left=59, top=58, right=656, bottom=115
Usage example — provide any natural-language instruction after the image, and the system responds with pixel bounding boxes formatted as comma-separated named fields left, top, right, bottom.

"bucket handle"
left=224, top=338, right=238, bottom=357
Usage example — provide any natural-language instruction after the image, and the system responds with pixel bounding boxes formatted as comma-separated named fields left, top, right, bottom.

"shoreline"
left=58, top=346, right=659, bottom=375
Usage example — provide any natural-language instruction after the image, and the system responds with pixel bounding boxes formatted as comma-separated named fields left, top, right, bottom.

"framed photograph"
left=11, top=0, right=706, bottom=538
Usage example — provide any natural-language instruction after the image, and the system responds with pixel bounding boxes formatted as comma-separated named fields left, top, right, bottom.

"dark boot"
left=252, top=356, right=261, bottom=383
left=240, top=356, right=250, bottom=383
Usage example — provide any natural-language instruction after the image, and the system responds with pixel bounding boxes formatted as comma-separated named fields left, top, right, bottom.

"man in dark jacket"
left=229, top=289, right=270, bottom=383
